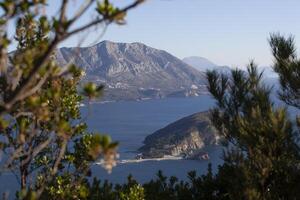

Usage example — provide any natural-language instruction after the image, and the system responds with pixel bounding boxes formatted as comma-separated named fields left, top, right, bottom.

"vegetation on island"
left=0, top=0, right=300, bottom=200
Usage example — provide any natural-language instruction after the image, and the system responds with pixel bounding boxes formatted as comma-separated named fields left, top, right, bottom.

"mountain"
left=56, top=41, right=207, bottom=101
left=258, top=66, right=278, bottom=79
left=138, top=111, right=220, bottom=159
left=182, top=56, right=231, bottom=74
left=182, top=56, right=217, bottom=71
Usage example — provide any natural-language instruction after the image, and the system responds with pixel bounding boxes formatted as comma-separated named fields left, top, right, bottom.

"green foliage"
left=96, top=0, right=126, bottom=25
left=82, top=82, right=104, bottom=99
left=269, top=33, right=300, bottom=109
left=0, top=0, right=144, bottom=199
left=119, top=184, right=145, bottom=200
left=83, top=166, right=222, bottom=200
left=2, top=0, right=300, bottom=199
left=39, top=173, right=90, bottom=200
left=86, top=34, right=300, bottom=200
left=206, top=37, right=300, bottom=199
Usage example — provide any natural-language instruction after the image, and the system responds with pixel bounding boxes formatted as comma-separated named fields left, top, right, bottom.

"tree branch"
left=64, top=0, right=144, bottom=39
left=59, top=0, right=69, bottom=24
left=69, top=0, right=95, bottom=26
left=0, top=0, right=144, bottom=115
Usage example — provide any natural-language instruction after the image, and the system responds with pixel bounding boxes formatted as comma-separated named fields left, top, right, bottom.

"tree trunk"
left=20, top=165, right=28, bottom=190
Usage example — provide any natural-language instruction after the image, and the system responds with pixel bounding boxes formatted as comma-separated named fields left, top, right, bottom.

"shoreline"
left=96, top=155, right=184, bottom=166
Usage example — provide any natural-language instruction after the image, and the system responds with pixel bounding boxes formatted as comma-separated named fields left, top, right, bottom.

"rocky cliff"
left=139, top=111, right=220, bottom=158
left=56, top=41, right=207, bottom=101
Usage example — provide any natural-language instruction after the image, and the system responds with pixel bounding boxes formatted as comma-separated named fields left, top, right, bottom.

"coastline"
left=96, top=155, right=184, bottom=166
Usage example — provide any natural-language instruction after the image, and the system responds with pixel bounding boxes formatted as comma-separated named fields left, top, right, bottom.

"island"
left=138, top=111, right=220, bottom=160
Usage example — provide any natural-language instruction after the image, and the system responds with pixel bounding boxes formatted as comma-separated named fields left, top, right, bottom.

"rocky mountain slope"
left=139, top=111, right=220, bottom=158
left=56, top=41, right=207, bottom=101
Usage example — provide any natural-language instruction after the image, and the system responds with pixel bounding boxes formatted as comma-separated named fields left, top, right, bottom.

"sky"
left=8, top=0, right=300, bottom=68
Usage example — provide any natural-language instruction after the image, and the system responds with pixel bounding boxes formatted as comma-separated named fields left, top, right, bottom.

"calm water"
left=0, top=95, right=223, bottom=195
left=82, top=93, right=299, bottom=184
left=1, top=92, right=299, bottom=195
left=86, top=95, right=224, bottom=183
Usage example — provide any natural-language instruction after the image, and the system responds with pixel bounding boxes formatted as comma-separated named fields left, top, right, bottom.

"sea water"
left=86, top=95, right=224, bottom=183
left=0, top=95, right=224, bottom=195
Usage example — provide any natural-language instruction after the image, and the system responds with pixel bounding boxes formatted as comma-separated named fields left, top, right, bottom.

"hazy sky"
left=9, top=0, right=300, bottom=67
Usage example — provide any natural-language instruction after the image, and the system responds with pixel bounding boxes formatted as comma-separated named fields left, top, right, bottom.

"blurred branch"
left=64, top=0, right=144, bottom=39
left=0, top=0, right=144, bottom=115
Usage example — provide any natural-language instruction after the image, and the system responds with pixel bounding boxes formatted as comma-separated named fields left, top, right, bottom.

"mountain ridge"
left=56, top=41, right=208, bottom=101
left=182, top=56, right=232, bottom=74
left=182, top=56, right=217, bottom=71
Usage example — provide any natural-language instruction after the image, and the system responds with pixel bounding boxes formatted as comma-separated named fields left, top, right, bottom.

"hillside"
left=139, top=111, right=220, bottom=158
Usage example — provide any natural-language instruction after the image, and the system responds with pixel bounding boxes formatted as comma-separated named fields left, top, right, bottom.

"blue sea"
left=2, top=90, right=299, bottom=196
left=87, top=95, right=223, bottom=183
left=0, top=95, right=223, bottom=195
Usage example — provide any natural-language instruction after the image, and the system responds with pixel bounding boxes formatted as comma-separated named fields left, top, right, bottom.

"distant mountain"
left=183, top=57, right=279, bottom=80
left=56, top=41, right=207, bottom=101
left=182, top=56, right=217, bottom=71
left=139, top=111, right=220, bottom=159
left=258, top=66, right=278, bottom=79
left=182, top=56, right=231, bottom=74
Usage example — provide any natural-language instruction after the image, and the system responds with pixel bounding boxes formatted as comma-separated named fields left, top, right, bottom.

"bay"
left=86, top=95, right=223, bottom=183
left=0, top=95, right=223, bottom=195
